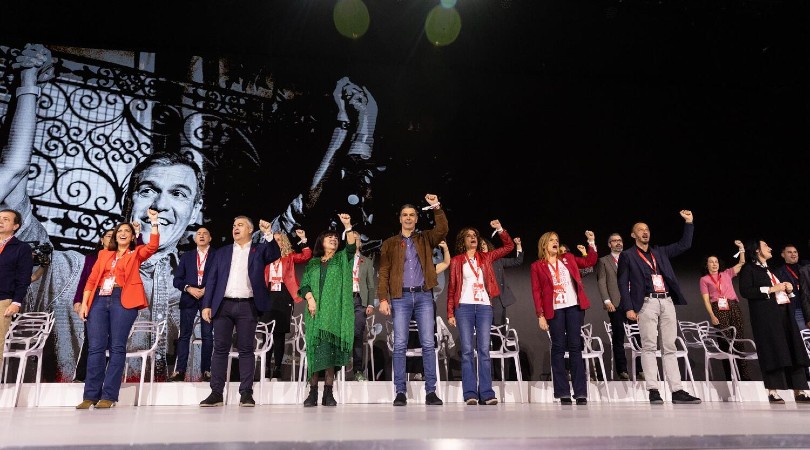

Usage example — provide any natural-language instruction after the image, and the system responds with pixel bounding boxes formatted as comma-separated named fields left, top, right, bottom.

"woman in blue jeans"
left=75, top=209, right=160, bottom=409
left=446, top=220, right=514, bottom=405
left=530, top=230, right=596, bottom=405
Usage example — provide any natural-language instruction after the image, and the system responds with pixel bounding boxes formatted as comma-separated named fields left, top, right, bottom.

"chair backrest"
left=5, top=312, right=54, bottom=353
left=365, top=314, right=382, bottom=342
left=580, top=323, right=603, bottom=355
left=622, top=322, right=642, bottom=351
left=678, top=320, right=706, bottom=349
left=254, top=321, right=275, bottom=353
left=127, top=320, right=167, bottom=354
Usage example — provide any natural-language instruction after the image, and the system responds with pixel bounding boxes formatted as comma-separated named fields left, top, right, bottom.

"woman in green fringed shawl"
left=298, top=213, right=356, bottom=407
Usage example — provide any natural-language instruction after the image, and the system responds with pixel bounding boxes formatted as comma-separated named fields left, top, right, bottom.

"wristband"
left=16, top=86, right=41, bottom=98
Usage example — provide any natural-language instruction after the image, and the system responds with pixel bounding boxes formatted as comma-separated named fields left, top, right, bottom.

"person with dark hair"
left=75, top=208, right=160, bottom=409
left=377, top=194, right=447, bottom=407
left=479, top=235, right=523, bottom=327
left=698, top=240, right=750, bottom=381
left=0, top=208, right=34, bottom=366
left=738, top=239, right=810, bottom=404
left=774, top=244, right=808, bottom=331
left=170, top=227, right=216, bottom=382
left=447, top=220, right=514, bottom=406
left=71, top=228, right=114, bottom=382
left=618, top=210, right=701, bottom=405
left=298, top=214, right=355, bottom=406
left=532, top=230, right=597, bottom=405
left=261, top=228, right=311, bottom=380
left=199, top=216, right=281, bottom=407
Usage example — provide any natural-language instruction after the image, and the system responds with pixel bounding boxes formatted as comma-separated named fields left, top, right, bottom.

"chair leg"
left=514, top=356, right=524, bottom=403
left=35, top=357, right=43, bottom=407
left=137, top=356, right=147, bottom=406
left=225, top=357, right=232, bottom=405
left=598, top=356, right=611, bottom=403
left=500, top=358, right=506, bottom=403
left=149, top=354, right=156, bottom=406
left=13, top=358, right=27, bottom=407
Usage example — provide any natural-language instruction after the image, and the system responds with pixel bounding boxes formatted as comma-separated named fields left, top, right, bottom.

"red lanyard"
left=465, top=254, right=481, bottom=281
left=196, top=250, right=208, bottom=272
left=0, top=237, right=10, bottom=256
left=636, top=249, right=658, bottom=274
left=785, top=265, right=800, bottom=289
left=768, top=271, right=780, bottom=286
left=548, top=259, right=561, bottom=284
left=708, top=272, right=723, bottom=297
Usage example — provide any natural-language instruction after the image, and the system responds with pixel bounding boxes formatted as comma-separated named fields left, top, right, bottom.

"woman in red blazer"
left=446, top=220, right=514, bottom=405
left=75, top=209, right=160, bottom=409
left=262, top=228, right=312, bottom=379
left=530, top=230, right=597, bottom=405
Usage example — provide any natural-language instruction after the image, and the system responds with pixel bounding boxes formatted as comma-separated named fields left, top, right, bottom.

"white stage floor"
left=3, top=381, right=810, bottom=449
left=3, top=401, right=810, bottom=449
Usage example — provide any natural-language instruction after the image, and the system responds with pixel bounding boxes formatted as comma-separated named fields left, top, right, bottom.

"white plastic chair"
left=288, top=314, right=305, bottom=381
left=580, top=323, right=612, bottom=402
left=801, top=329, right=810, bottom=359
left=2, top=311, right=55, bottom=406
left=172, top=314, right=206, bottom=380
left=623, top=321, right=698, bottom=400
left=490, top=321, right=524, bottom=403
left=224, top=320, right=275, bottom=405
left=123, top=319, right=167, bottom=406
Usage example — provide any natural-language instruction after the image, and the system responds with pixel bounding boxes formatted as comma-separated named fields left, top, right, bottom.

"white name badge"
left=717, top=297, right=729, bottom=311
left=775, top=291, right=791, bottom=305
left=651, top=274, right=666, bottom=292
left=270, top=277, right=282, bottom=291
left=473, top=282, right=485, bottom=302
left=99, top=277, right=115, bottom=296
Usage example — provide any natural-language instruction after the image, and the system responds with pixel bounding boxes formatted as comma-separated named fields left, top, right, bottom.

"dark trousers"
left=607, top=309, right=628, bottom=374
left=176, top=307, right=213, bottom=374
left=549, top=306, right=587, bottom=399
left=210, top=299, right=258, bottom=395
left=352, top=294, right=366, bottom=372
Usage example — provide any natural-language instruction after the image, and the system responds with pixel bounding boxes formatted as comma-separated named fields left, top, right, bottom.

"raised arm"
left=0, top=44, right=54, bottom=210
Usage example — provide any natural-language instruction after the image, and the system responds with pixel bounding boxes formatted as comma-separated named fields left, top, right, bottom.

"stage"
left=3, top=381, right=810, bottom=449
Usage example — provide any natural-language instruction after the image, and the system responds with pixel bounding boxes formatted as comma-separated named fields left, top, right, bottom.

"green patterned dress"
left=298, top=242, right=356, bottom=378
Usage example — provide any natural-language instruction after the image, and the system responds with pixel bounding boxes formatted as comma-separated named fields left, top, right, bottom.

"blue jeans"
left=176, top=307, right=213, bottom=373
left=456, top=303, right=495, bottom=402
left=391, top=291, right=437, bottom=394
left=549, top=305, right=587, bottom=399
left=83, top=288, right=139, bottom=402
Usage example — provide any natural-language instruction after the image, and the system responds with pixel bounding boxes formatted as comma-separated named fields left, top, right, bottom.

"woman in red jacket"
left=447, top=219, right=514, bottom=405
left=262, top=228, right=312, bottom=379
left=531, top=230, right=596, bottom=405
left=75, top=209, right=160, bottom=409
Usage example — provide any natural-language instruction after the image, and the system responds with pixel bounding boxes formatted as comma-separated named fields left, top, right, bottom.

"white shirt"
left=223, top=241, right=253, bottom=298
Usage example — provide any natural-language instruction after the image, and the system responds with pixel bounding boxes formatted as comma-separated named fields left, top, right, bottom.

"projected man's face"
left=131, top=164, right=202, bottom=251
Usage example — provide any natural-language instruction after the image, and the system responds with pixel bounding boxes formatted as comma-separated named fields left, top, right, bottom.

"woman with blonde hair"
left=531, top=230, right=597, bottom=405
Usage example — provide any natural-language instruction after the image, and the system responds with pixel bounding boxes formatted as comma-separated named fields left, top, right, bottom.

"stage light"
left=425, top=5, right=461, bottom=47
left=334, top=0, right=370, bottom=39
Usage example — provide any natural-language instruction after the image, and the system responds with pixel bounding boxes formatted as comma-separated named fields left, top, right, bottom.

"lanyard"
left=0, top=236, right=10, bottom=255
left=785, top=265, right=800, bottom=289
left=548, top=259, right=561, bottom=284
left=708, top=272, right=724, bottom=297
left=196, top=250, right=208, bottom=272
left=636, top=249, right=658, bottom=274
left=465, top=254, right=481, bottom=281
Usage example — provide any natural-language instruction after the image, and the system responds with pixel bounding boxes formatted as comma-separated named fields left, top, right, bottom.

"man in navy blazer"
left=171, top=227, right=216, bottom=382
left=618, top=210, right=701, bottom=404
left=0, top=209, right=34, bottom=364
left=199, top=216, right=280, bottom=407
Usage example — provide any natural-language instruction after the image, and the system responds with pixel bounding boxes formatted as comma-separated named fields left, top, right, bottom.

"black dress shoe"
left=671, top=390, right=701, bottom=404
left=200, top=391, right=224, bottom=407
left=576, top=397, right=588, bottom=405
left=239, top=391, right=256, bottom=407
left=768, top=394, right=785, bottom=404
left=649, top=389, right=664, bottom=404
left=559, top=397, right=572, bottom=405
left=393, top=393, right=407, bottom=406
left=425, top=392, right=443, bottom=405
left=796, top=393, right=810, bottom=403
left=202, top=371, right=211, bottom=382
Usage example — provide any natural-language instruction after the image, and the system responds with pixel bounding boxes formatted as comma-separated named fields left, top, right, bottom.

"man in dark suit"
left=199, top=216, right=280, bottom=407
left=0, top=209, right=34, bottom=364
left=171, top=227, right=216, bottom=382
left=618, top=210, right=701, bottom=405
